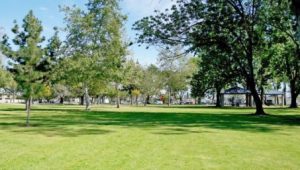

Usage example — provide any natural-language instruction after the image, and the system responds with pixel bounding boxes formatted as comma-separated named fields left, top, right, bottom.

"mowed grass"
left=0, top=104, right=299, bottom=170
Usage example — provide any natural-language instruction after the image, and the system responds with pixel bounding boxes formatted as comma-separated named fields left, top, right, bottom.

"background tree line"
left=133, top=0, right=300, bottom=115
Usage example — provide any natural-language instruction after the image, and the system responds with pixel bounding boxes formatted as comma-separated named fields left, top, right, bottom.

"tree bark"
left=12, top=91, right=15, bottom=103
left=84, top=84, right=90, bottom=110
left=168, top=87, right=171, bottom=107
left=246, top=82, right=251, bottom=107
left=25, top=99, right=28, bottom=110
left=283, top=82, right=287, bottom=105
left=290, top=79, right=299, bottom=108
left=216, top=88, right=222, bottom=107
left=260, top=86, right=265, bottom=106
left=26, top=96, right=32, bottom=127
left=248, top=76, right=265, bottom=115
left=290, top=93, right=298, bottom=108
left=146, top=95, right=150, bottom=104
left=180, top=95, right=183, bottom=105
left=102, top=96, right=105, bottom=104
left=144, top=95, right=147, bottom=106
left=60, top=96, right=64, bottom=104
left=197, top=97, right=201, bottom=105
left=116, top=85, right=120, bottom=108
left=80, top=95, right=84, bottom=105
left=130, top=94, right=133, bottom=105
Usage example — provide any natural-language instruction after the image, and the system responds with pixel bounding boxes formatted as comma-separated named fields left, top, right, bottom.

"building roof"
left=221, top=87, right=284, bottom=96
left=265, top=90, right=284, bottom=95
left=222, top=87, right=251, bottom=94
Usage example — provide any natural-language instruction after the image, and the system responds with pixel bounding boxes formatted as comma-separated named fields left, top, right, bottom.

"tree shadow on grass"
left=0, top=107, right=299, bottom=137
left=0, top=121, right=113, bottom=137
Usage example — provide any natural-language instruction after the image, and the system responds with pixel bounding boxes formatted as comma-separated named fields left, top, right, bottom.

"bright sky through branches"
left=0, top=0, right=175, bottom=65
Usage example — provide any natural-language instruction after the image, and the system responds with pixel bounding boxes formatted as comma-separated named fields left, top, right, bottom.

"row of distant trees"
left=0, top=0, right=197, bottom=126
left=133, top=0, right=300, bottom=115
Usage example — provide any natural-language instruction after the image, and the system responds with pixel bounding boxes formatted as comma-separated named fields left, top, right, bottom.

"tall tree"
left=0, top=11, right=46, bottom=126
left=140, top=64, right=163, bottom=106
left=269, top=1, right=300, bottom=108
left=122, top=59, right=143, bottom=105
left=191, top=47, right=240, bottom=107
left=134, top=0, right=273, bottom=115
left=61, top=0, right=127, bottom=110
left=158, top=47, right=196, bottom=106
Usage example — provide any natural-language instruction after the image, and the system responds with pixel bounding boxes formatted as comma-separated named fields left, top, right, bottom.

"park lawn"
left=0, top=104, right=299, bottom=170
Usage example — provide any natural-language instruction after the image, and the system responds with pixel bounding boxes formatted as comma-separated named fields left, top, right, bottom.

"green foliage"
left=0, top=62, right=10, bottom=88
left=122, top=59, right=144, bottom=96
left=267, top=1, right=300, bottom=107
left=134, top=0, right=294, bottom=114
left=139, top=64, right=163, bottom=101
left=0, top=11, right=45, bottom=100
left=191, top=47, right=240, bottom=99
left=61, top=0, right=127, bottom=108
left=158, top=47, right=196, bottom=99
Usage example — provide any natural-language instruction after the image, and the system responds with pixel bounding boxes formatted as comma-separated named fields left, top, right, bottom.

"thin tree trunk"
left=168, top=88, right=171, bottom=107
left=116, top=85, right=120, bottom=108
left=260, top=86, right=264, bottom=106
left=25, top=99, right=28, bottom=112
left=216, top=87, right=222, bottom=107
left=12, top=90, right=15, bottom=103
left=180, top=95, right=183, bottom=105
left=26, top=96, right=32, bottom=127
left=84, top=84, right=90, bottom=110
left=246, top=82, right=249, bottom=107
left=283, top=82, right=287, bottom=105
left=144, top=95, right=147, bottom=106
left=130, top=94, right=133, bottom=105
left=101, top=96, right=105, bottom=104
left=136, top=95, right=138, bottom=106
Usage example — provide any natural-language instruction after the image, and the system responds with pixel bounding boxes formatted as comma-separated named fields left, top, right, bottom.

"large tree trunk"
left=26, top=97, right=32, bottom=127
left=290, top=79, right=299, bottom=108
left=197, top=97, right=201, bottom=104
left=146, top=95, right=150, bottom=104
left=248, top=76, right=265, bottom=115
left=80, top=95, right=84, bottom=105
left=60, top=96, right=64, bottom=104
left=290, top=93, right=298, bottom=108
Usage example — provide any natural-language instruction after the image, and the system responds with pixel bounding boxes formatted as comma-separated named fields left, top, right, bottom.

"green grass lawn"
left=0, top=104, right=299, bottom=170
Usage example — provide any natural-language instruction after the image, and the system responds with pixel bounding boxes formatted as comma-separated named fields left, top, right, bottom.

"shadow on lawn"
left=0, top=107, right=299, bottom=137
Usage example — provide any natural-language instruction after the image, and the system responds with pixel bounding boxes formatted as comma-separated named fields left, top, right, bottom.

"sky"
left=0, top=0, right=175, bottom=66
